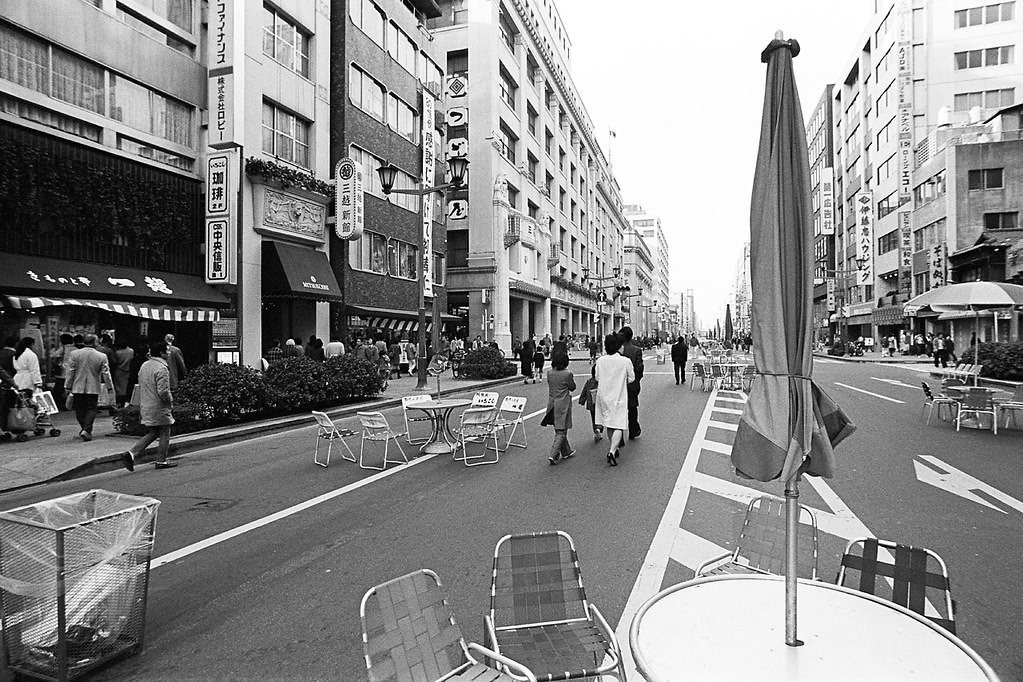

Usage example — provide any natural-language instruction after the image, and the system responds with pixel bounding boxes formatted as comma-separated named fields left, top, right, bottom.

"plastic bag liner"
left=0, top=490, right=160, bottom=679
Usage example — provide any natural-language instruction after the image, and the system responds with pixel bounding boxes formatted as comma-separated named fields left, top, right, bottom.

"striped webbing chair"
left=484, top=531, right=625, bottom=682
left=361, top=569, right=536, bottom=682
left=696, top=495, right=819, bottom=580
left=837, top=537, right=956, bottom=634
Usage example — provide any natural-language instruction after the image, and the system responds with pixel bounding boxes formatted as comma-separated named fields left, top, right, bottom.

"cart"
left=6, top=389, right=61, bottom=442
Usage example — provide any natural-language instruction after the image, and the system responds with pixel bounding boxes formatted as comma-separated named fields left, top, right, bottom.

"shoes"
left=548, top=455, right=560, bottom=465
left=155, top=460, right=178, bottom=469
left=593, top=430, right=603, bottom=443
left=676, top=381, right=680, bottom=385
left=562, top=450, right=576, bottom=460
left=120, top=452, right=134, bottom=472
left=607, top=449, right=618, bottom=467
left=80, top=430, right=92, bottom=442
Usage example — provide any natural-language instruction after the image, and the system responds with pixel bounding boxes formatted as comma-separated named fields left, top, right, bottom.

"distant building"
left=624, top=204, right=670, bottom=335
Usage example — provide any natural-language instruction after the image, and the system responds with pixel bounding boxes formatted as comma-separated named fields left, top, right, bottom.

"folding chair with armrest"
left=494, top=396, right=527, bottom=451
left=836, top=537, right=956, bottom=634
left=311, top=411, right=356, bottom=467
left=696, top=495, right=819, bottom=580
left=361, top=569, right=537, bottom=682
left=709, top=363, right=726, bottom=391
left=453, top=406, right=500, bottom=466
left=691, top=362, right=711, bottom=392
left=484, top=531, right=626, bottom=682
left=402, top=394, right=434, bottom=445
left=356, top=411, right=409, bottom=470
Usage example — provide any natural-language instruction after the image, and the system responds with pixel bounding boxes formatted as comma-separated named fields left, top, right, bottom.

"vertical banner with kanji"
left=931, top=243, right=946, bottom=288
left=445, top=73, right=468, bottom=222
left=820, top=167, right=835, bottom=235
left=855, top=191, right=873, bottom=286
left=422, top=92, right=436, bottom=298
left=205, top=149, right=238, bottom=284
left=207, top=0, right=241, bottom=149
left=898, top=210, right=913, bottom=297
left=896, top=0, right=913, bottom=204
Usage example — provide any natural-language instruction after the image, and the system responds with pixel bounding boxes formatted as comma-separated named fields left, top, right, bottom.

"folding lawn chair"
left=691, top=363, right=711, bottom=392
left=837, top=537, right=957, bottom=634
left=402, top=394, right=434, bottom=445
left=696, top=495, right=819, bottom=580
left=494, top=396, right=528, bottom=451
left=484, top=531, right=626, bottom=682
left=955, top=387, right=997, bottom=434
left=741, top=364, right=757, bottom=392
left=361, top=569, right=537, bottom=682
left=356, top=411, right=409, bottom=471
left=311, top=411, right=356, bottom=467
left=452, top=406, right=500, bottom=467
left=920, top=382, right=958, bottom=424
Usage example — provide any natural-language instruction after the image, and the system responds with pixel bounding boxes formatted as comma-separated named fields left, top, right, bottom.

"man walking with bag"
left=65, top=333, right=113, bottom=442
left=120, top=340, right=177, bottom=471
left=618, top=326, right=644, bottom=439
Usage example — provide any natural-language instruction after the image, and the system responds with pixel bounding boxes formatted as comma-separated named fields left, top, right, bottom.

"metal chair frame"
left=955, top=387, right=998, bottom=434
left=709, top=363, right=726, bottom=391
left=453, top=406, right=501, bottom=466
left=741, top=364, right=757, bottom=392
left=311, top=411, right=356, bottom=467
left=998, top=387, right=1023, bottom=428
left=402, top=394, right=434, bottom=445
left=484, top=531, right=626, bottom=682
left=356, top=411, right=409, bottom=470
left=360, top=569, right=537, bottom=682
left=920, top=382, right=959, bottom=425
left=691, top=362, right=711, bottom=392
left=494, top=396, right=528, bottom=451
left=836, top=537, right=956, bottom=634
left=696, top=495, right=819, bottom=580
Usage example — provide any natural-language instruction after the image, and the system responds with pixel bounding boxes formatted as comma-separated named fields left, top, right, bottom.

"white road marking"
left=715, top=396, right=747, bottom=405
left=914, top=455, right=1023, bottom=515
left=833, top=382, right=905, bottom=404
left=701, top=440, right=732, bottom=455
left=814, top=358, right=842, bottom=364
left=872, top=377, right=922, bottom=390
left=668, top=528, right=728, bottom=573
left=707, top=420, right=739, bottom=431
left=715, top=407, right=745, bottom=415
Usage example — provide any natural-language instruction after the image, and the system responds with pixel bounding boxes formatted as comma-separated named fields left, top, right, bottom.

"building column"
left=492, top=177, right=512, bottom=352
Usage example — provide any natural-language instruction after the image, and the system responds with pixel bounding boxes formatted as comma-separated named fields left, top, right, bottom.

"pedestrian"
left=879, top=335, right=889, bottom=357
left=119, top=340, right=177, bottom=471
left=594, top=333, right=635, bottom=467
left=671, top=335, right=689, bottom=385
left=0, top=336, right=17, bottom=439
left=325, top=336, right=345, bottom=358
left=64, top=333, right=113, bottom=442
left=618, top=326, right=644, bottom=440
left=541, top=351, right=576, bottom=465
left=946, top=335, right=957, bottom=364
left=532, top=341, right=546, bottom=383
left=52, top=333, right=76, bottom=405
left=164, top=333, right=187, bottom=389
left=519, top=335, right=535, bottom=383
left=397, top=338, right=410, bottom=376
left=932, top=333, right=947, bottom=368
left=264, top=339, right=285, bottom=366
left=578, top=363, right=601, bottom=442
left=308, top=337, right=326, bottom=362
left=472, top=335, right=484, bottom=350
left=587, top=335, right=599, bottom=363
left=405, top=339, right=418, bottom=376
left=12, top=338, right=43, bottom=436
left=112, top=338, right=135, bottom=406
left=553, top=335, right=568, bottom=356
left=388, top=337, right=401, bottom=379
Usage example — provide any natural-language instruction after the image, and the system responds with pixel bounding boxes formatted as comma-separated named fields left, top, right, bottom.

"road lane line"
left=833, top=382, right=905, bottom=403
left=701, top=440, right=732, bottom=455
left=707, top=420, right=739, bottom=431
left=871, top=377, right=921, bottom=390
left=715, top=407, right=744, bottom=415
left=667, top=528, right=728, bottom=572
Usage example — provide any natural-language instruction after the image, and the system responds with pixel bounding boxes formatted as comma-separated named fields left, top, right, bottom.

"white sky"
left=556, top=0, right=875, bottom=328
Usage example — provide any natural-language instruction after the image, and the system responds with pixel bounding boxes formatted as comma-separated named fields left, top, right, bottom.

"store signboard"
left=207, top=0, right=240, bottom=149
left=898, top=210, right=912, bottom=297
left=205, top=149, right=237, bottom=284
left=856, top=191, right=873, bottom=286
left=826, top=279, right=836, bottom=311
left=820, top=167, right=835, bottom=235
left=422, top=92, right=436, bottom=298
left=334, top=158, right=364, bottom=240
left=212, top=317, right=238, bottom=349
left=897, top=0, right=913, bottom=203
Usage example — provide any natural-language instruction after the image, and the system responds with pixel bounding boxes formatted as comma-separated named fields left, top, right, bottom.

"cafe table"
left=714, top=363, right=747, bottom=391
left=630, top=574, right=999, bottom=681
left=941, top=386, right=1014, bottom=429
left=405, top=398, right=472, bottom=455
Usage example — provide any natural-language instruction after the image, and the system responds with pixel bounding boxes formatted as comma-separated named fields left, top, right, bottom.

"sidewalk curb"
left=34, top=374, right=526, bottom=490
left=812, top=353, right=933, bottom=364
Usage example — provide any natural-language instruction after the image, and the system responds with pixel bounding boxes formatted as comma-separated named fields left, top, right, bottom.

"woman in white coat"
left=13, top=337, right=42, bottom=393
left=594, top=333, right=634, bottom=466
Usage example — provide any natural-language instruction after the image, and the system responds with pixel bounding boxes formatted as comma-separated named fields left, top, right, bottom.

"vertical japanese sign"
left=445, top=73, right=468, bottom=222
left=208, top=0, right=239, bottom=149
left=334, top=158, right=364, bottom=240
left=898, top=210, right=913, bottom=297
left=205, top=149, right=238, bottom=284
left=896, top=0, right=913, bottom=203
left=820, top=167, right=835, bottom=235
left=931, top=243, right=946, bottom=288
left=856, top=191, right=873, bottom=286
left=826, top=279, right=837, bottom=311
left=422, top=92, right=436, bottom=297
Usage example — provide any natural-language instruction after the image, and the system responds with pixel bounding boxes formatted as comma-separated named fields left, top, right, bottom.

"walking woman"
left=594, top=333, right=634, bottom=467
left=541, top=351, right=575, bottom=465
left=13, top=337, right=42, bottom=395
left=519, top=335, right=535, bottom=384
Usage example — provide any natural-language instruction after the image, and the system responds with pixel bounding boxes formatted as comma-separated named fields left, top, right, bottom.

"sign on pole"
left=422, top=92, right=436, bottom=298
left=205, top=149, right=237, bottom=284
left=207, top=0, right=240, bottom=149
left=335, top=158, right=364, bottom=240
left=855, top=191, right=873, bottom=286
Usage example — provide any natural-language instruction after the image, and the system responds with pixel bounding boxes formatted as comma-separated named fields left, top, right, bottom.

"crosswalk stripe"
left=715, top=407, right=744, bottom=415
left=667, top=527, right=729, bottom=574
left=702, top=441, right=732, bottom=455
left=707, top=420, right=738, bottom=431
left=715, top=396, right=747, bottom=405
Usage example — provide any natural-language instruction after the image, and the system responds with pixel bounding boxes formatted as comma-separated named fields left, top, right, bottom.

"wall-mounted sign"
left=445, top=74, right=467, bottom=99
left=896, top=0, right=913, bottom=203
left=206, top=219, right=231, bottom=283
left=422, top=93, right=436, bottom=298
left=205, top=149, right=237, bottom=284
left=826, top=278, right=836, bottom=311
left=334, top=157, right=364, bottom=240
left=855, top=191, right=873, bottom=286
left=898, top=210, right=913, bottom=297
left=207, top=0, right=240, bottom=149
left=447, top=199, right=467, bottom=221
left=445, top=107, right=467, bottom=127
left=820, top=167, right=835, bottom=235
left=931, top=242, right=946, bottom=288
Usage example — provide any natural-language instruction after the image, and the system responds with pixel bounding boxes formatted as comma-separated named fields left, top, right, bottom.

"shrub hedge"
left=458, top=346, right=517, bottom=380
left=974, top=341, right=1023, bottom=381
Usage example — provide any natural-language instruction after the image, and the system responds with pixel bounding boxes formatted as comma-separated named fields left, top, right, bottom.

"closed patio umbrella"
left=731, top=33, right=855, bottom=646
left=725, top=304, right=734, bottom=343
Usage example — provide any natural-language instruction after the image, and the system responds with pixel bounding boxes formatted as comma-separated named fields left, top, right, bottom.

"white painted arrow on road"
left=913, top=455, right=1023, bottom=515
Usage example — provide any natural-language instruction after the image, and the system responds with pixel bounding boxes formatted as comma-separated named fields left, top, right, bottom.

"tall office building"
left=733, top=241, right=751, bottom=337
left=623, top=224, right=654, bottom=336
left=428, top=0, right=628, bottom=350
left=807, top=85, right=836, bottom=343
left=624, top=204, right=670, bottom=334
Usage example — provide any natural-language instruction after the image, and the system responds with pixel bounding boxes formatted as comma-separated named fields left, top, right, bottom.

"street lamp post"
left=582, top=265, right=622, bottom=339
left=377, top=156, right=469, bottom=391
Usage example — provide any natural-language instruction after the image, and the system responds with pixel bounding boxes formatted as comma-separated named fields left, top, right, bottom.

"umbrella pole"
left=974, top=312, right=980, bottom=386
left=785, top=477, right=803, bottom=647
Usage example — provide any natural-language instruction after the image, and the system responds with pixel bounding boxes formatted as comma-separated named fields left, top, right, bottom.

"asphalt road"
left=0, top=357, right=1019, bottom=681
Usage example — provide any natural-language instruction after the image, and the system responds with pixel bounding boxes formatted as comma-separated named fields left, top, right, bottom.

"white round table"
left=630, top=574, right=999, bottom=681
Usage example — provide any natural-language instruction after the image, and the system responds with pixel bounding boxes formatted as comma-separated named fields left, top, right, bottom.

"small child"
left=532, top=345, right=546, bottom=383
left=578, top=364, right=602, bottom=442
left=541, top=352, right=576, bottom=465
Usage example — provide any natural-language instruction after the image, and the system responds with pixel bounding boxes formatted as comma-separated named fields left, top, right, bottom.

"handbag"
left=6, top=404, right=34, bottom=432
left=539, top=408, right=555, bottom=427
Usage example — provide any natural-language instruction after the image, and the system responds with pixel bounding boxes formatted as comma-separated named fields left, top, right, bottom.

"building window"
left=558, top=146, right=565, bottom=173
left=967, top=167, right=1004, bottom=189
left=498, top=122, right=517, bottom=163
left=432, top=252, right=445, bottom=286
left=350, top=0, right=385, bottom=48
left=417, top=53, right=443, bottom=92
left=545, top=127, right=554, bottom=156
left=349, top=144, right=419, bottom=212
left=953, top=88, right=1015, bottom=111
left=499, top=66, right=517, bottom=111
left=349, top=64, right=385, bottom=120
left=559, top=188, right=566, bottom=212
left=984, top=212, right=1018, bottom=229
left=527, top=103, right=538, bottom=137
left=387, top=22, right=417, bottom=75
left=110, top=74, right=193, bottom=146
left=498, top=8, right=517, bottom=53
left=0, top=93, right=102, bottom=142
left=877, top=230, right=899, bottom=254
left=526, top=53, right=539, bottom=85
left=132, top=0, right=193, bottom=31
left=955, top=2, right=1014, bottom=28
left=954, top=45, right=1014, bottom=70
left=117, top=135, right=192, bottom=170
left=388, top=238, right=419, bottom=280
left=527, top=153, right=537, bottom=183
left=350, top=230, right=388, bottom=274
left=386, top=92, right=418, bottom=140
left=263, top=6, right=310, bottom=77
left=116, top=8, right=194, bottom=55
left=261, top=100, right=310, bottom=167
left=913, top=170, right=946, bottom=207
left=544, top=171, right=553, bottom=197
left=448, top=229, right=468, bottom=268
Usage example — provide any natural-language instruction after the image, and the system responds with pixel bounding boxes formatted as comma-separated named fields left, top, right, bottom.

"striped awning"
left=4, top=295, right=220, bottom=322
left=362, top=317, right=437, bottom=333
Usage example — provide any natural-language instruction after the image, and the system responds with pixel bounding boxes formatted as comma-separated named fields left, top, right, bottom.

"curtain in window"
left=166, top=0, right=193, bottom=31
left=155, top=94, right=193, bottom=147
left=110, top=74, right=152, bottom=133
left=0, top=24, right=50, bottom=94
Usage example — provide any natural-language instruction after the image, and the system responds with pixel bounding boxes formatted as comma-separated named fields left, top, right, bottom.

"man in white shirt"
left=324, top=336, right=345, bottom=357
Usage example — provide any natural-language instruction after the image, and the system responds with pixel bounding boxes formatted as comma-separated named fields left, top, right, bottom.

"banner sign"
left=898, top=210, right=913, bottom=297
left=205, top=149, right=237, bottom=284
left=856, top=191, right=873, bottom=286
left=820, top=167, right=835, bottom=235
left=207, top=0, right=240, bottom=149
left=445, top=73, right=468, bottom=222
left=826, top=279, right=836, bottom=311
left=422, top=92, right=436, bottom=298
left=931, top=242, right=946, bottom=288
left=897, top=0, right=913, bottom=203
left=334, top=158, right=364, bottom=240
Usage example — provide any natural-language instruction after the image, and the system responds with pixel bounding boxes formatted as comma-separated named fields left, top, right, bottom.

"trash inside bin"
left=0, top=489, right=160, bottom=681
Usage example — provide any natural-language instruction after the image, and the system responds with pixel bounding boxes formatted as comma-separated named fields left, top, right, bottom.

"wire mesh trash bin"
left=0, top=490, right=160, bottom=681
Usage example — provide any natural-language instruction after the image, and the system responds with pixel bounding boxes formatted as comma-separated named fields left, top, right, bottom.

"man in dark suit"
left=671, top=335, right=689, bottom=385
left=618, top=326, right=644, bottom=439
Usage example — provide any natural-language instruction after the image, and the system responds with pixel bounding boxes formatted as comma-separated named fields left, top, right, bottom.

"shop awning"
left=346, top=304, right=460, bottom=326
left=0, top=253, right=229, bottom=307
left=3, top=296, right=220, bottom=322
left=262, top=241, right=343, bottom=302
